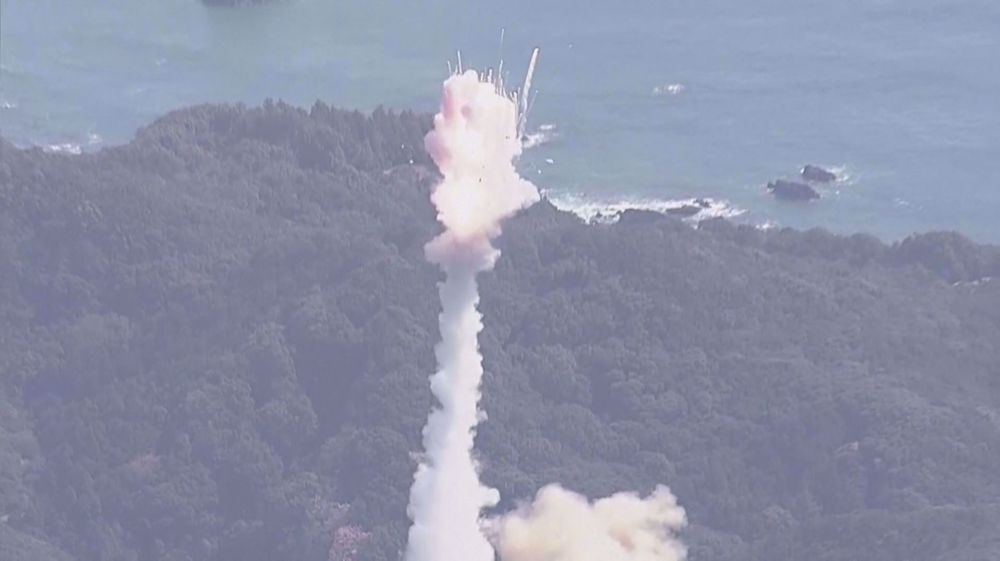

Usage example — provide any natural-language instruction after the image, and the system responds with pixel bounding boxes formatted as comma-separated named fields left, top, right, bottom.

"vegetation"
left=1, top=101, right=999, bottom=561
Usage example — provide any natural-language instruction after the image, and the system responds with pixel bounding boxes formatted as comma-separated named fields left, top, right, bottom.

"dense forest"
left=1, top=101, right=999, bottom=561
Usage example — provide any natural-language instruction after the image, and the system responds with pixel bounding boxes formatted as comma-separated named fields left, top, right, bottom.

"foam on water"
left=522, top=123, right=558, bottom=149
left=36, top=132, right=101, bottom=155
left=652, top=83, right=685, bottom=96
left=828, top=165, right=852, bottom=184
left=42, top=143, right=83, bottom=155
left=548, top=191, right=745, bottom=224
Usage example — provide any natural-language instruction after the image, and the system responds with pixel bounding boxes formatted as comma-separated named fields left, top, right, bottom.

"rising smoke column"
left=404, top=67, right=539, bottom=561
left=406, top=54, right=687, bottom=561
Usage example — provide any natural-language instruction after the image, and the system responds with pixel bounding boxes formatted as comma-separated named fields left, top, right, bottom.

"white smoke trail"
left=406, top=53, right=687, bottom=561
left=405, top=65, right=539, bottom=561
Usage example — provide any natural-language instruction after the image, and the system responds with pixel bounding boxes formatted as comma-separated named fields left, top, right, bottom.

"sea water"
left=2, top=0, right=997, bottom=241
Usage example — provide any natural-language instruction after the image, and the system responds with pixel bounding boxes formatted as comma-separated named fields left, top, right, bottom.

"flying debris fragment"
left=517, top=47, right=541, bottom=142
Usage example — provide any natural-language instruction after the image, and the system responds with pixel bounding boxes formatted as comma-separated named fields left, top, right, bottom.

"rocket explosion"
left=404, top=56, right=539, bottom=561
left=405, top=50, right=686, bottom=561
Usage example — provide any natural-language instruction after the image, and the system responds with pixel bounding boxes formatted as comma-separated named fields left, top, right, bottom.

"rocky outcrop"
left=767, top=179, right=820, bottom=202
left=801, top=164, right=838, bottom=183
left=665, top=198, right=712, bottom=217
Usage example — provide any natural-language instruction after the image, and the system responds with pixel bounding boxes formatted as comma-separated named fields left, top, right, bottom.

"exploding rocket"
left=404, top=51, right=541, bottom=561
left=404, top=48, right=687, bottom=561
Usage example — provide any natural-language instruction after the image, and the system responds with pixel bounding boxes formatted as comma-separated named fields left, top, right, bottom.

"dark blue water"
left=2, top=0, right=998, bottom=241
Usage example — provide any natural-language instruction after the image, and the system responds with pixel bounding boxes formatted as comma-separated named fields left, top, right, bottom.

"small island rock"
left=768, top=179, right=820, bottom=202
left=801, top=164, right=838, bottom=183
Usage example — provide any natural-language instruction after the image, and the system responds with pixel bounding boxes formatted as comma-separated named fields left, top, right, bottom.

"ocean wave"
left=522, top=123, right=558, bottom=149
left=0, top=99, right=16, bottom=110
left=547, top=191, right=745, bottom=224
left=35, top=132, right=102, bottom=155
left=954, top=276, right=993, bottom=288
left=652, top=83, right=685, bottom=96
left=827, top=165, right=853, bottom=185
left=42, top=143, right=83, bottom=155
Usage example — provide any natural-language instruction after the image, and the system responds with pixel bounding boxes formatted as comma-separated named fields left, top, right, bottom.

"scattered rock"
left=801, top=164, right=837, bottom=183
left=665, top=199, right=712, bottom=217
left=767, top=180, right=820, bottom=202
left=665, top=205, right=702, bottom=218
left=617, top=209, right=668, bottom=224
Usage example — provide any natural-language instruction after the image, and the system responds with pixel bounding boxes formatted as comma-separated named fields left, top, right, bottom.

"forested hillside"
left=1, top=102, right=999, bottom=561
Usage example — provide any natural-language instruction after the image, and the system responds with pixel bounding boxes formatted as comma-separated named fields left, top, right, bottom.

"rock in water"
left=665, top=205, right=702, bottom=217
left=665, top=198, right=712, bottom=218
left=801, top=164, right=838, bottom=183
left=767, top=180, right=820, bottom=202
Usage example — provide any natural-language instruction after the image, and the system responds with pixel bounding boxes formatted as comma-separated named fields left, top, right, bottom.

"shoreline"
left=2, top=101, right=997, bottom=249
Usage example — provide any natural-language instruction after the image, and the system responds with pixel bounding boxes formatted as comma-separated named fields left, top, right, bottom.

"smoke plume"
left=406, top=56, right=687, bottom=561
left=491, top=485, right=686, bottom=561
left=404, top=67, right=539, bottom=561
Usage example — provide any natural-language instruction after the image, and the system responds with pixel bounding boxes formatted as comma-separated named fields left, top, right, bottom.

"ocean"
left=2, top=0, right=998, bottom=242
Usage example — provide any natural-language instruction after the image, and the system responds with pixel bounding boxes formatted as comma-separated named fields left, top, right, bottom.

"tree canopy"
left=1, top=101, right=998, bottom=561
